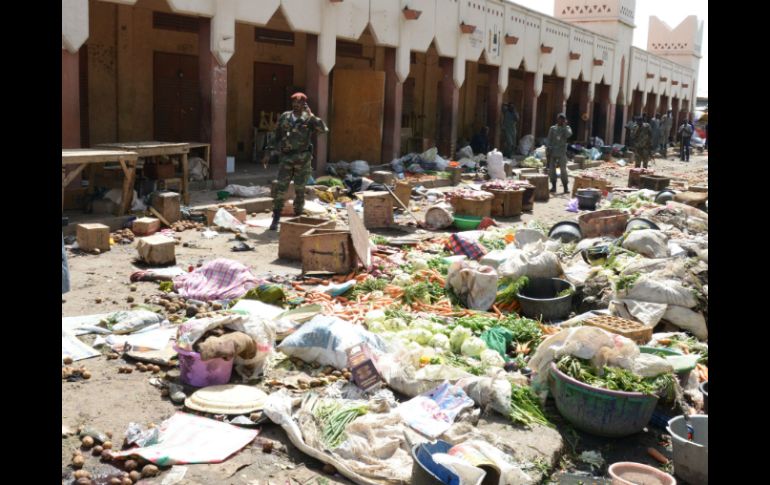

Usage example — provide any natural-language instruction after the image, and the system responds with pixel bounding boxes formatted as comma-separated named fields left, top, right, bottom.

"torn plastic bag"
left=630, top=353, right=674, bottom=378
left=350, top=160, right=370, bottom=176
left=497, top=241, right=562, bottom=280
left=446, top=261, right=498, bottom=311
left=619, top=276, right=697, bottom=308
left=662, top=305, right=708, bottom=340
left=435, top=155, right=450, bottom=171
left=421, top=147, right=438, bottom=163
left=105, top=310, right=165, bottom=335
left=456, top=145, right=474, bottom=160
left=609, top=299, right=667, bottom=328
left=622, top=229, right=670, bottom=258
left=212, top=208, right=247, bottom=233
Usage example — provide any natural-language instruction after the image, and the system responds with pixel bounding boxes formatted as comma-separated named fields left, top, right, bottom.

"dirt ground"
left=62, top=150, right=707, bottom=484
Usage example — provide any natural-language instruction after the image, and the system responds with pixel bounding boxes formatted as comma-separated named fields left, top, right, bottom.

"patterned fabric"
left=173, top=259, right=262, bottom=301
left=446, top=234, right=488, bottom=260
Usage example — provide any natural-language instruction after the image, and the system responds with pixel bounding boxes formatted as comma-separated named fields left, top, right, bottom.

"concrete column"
left=487, top=66, right=503, bottom=151
left=522, top=72, right=537, bottom=137
left=62, top=50, right=81, bottom=149
left=381, top=47, right=404, bottom=164
left=199, top=18, right=228, bottom=189
left=438, top=58, right=459, bottom=158
left=553, top=77, right=566, bottom=117
left=671, top=98, right=681, bottom=142
left=577, top=83, right=592, bottom=141
left=606, top=103, right=616, bottom=144
left=305, top=34, right=330, bottom=176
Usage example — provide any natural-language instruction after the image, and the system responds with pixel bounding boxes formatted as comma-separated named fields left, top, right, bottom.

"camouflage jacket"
left=272, top=110, right=328, bottom=154
left=546, top=124, right=572, bottom=156
left=632, top=122, right=653, bottom=150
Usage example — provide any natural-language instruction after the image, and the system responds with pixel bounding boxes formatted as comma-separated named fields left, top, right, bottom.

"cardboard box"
left=345, top=343, right=382, bottom=391
left=132, top=217, right=161, bottom=236
left=136, top=235, right=176, bottom=265
left=77, top=223, right=110, bottom=252
left=152, top=192, right=181, bottom=224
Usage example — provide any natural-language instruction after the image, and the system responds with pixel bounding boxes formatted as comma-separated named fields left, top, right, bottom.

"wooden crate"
left=628, top=169, right=654, bottom=188
left=448, top=194, right=493, bottom=217
left=584, top=315, right=652, bottom=344
left=151, top=192, right=181, bottom=224
left=392, top=180, right=412, bottom=208
left=77, top=223, right=110, bottom=252
left=523, top=174, right=550, bottom=201
left=132, top=217, right=160, bottom=236
left=362, top=191, right=394, bottom=228
left=300, top=228, right=355, bottom=274
left=371, top=171, right=394, bottom=185
left=488, top=189, right=524, bottom=217
left=136, top=235, right=176, bottom=266
left=144, top=162, right=176, bottom=180
left=578, top=209, right=629, bottom=238
left=640, top=175, right=671, bottom=191
left=572, top=176, right=608, bottom=196
left=279, top=217, right=336, bottom=260
left=573, top=155, right=587, bottom=169
left=520, top=184, right=535, bottom=211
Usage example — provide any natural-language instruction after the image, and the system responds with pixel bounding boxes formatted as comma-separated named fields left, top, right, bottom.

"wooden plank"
left=95, top=142, right=189, bottom=158
left=62, top=163, right=87, bottom=188
left=181, top=153, right=190, bottom=204
left=149, top=206, right=172, bottom=227
left=62, top=149, right=139, bottom=164
left=346, top=204, right=371, bottom=268
left=119, top=159, right=137, bottom=215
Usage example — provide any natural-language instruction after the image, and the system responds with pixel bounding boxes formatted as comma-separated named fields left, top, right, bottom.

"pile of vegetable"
left=480, top=180, right=525, bottom=191
left=521, top=157, right=543, bottom=168
left=445, top=189, right=494, bottom=201
left=509, top=384, right=552, bottom=428
left=309, top=397, right=369, bottom=449
left=556, top=355, right=676, bottom=400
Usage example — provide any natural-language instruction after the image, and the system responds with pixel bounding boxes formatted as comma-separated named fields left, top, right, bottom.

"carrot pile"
left=695, top=363, right=708, bottom=383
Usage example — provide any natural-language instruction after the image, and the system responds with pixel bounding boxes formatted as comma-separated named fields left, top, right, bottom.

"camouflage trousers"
left=547, top=153, right=569, bottom=187
left=273, top=151, right=312, bottom=214
left=634, top=148, right=652, bottom=169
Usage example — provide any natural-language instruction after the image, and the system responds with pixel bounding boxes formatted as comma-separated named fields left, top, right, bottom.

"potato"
left=142, top=464, right=159, bottom=477
left=75, top=478, right=93, bottom=485
left=63, top=356, right=73, bottom=365
left=102, top=441, right=113, bottom=450
left=92, top=445, right=103, bottom=456
left=125, top=368, right=133, bottom=374
left=151, top=365, right=161, bottom=374
left=124, top=459, right=138, bottom=471
left=101, top=449, right=113, bottom=460
left=81, top=436, right=94, bottom=448
left=160, top=388, right=169, bottom=397
left=109, top=478, right=122, bottom=485
left=72, top=455, right=85, bottom=468
left=122, top=478, right=133, bottom=485
left=73, top=470, right=91, bottom=479
left=129, top=471, right=141, bottom=482
left=82, top=371, right=92, bottom=380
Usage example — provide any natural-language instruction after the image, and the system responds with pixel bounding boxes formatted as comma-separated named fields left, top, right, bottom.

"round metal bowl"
left=548, top=221, right=582, bottom=242
left=625, top=217, right=660, bottom=232
left=577, top=194, right=599, bottom=211
left=655, top=189, right=676, bottom=204
left=517, top=277, right=575, bottom=322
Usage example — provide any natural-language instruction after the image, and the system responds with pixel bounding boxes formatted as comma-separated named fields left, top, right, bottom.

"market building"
left=62, top=0, right=703, bottom=189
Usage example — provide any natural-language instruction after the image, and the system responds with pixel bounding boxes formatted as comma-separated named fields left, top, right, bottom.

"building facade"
left=62, top=0, right=703, bottom=187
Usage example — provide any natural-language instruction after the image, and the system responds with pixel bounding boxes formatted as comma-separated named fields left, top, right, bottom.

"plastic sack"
left=458, top=158, right=477, bottom=169
left=533, top=146, right=547, bottom=160
left=662, top=305, right=708, bottom=340
left=421, top=147, right=438, bottom=163
left=446, top=260, right=498, bottom=311
left=622, top=229, right=670, bottom=258
left=397, top=381, right=475, bottom=438
left=212, top=208, right=247, bottom=233
left=486, top=149, right=506, bottom=180
left=390, top=158, right=405, bottom=174
left=189, top=157, right=208, bottom=181
left=175, top=313, right=249, bottom=351
left=518, top=135, right=534, bottom=155
left=620, top=276, right=697, bottom=308
left=223, top=184, right=271, bottom=198
left=425, top=203, right=455, bottom=230
left=609, top=299, right=667, bottom=328
left=350, top=160, right=370, bottom=176
left=630, top=353, right=674, bottom=378
left=277, top=315, right=387, bottom=369
left=224, top=308, right=277, bottom=379
left=589, top=147, right=601, bottom=160
left=447, top=439, right=532, bottom=485
left=435, top=154, right=450, bottom=171
left=589, top=137, right=604, bottom=148
left=106, top=310, right=165, bottom=334
left=497, top=241, right=563, bottom=280
left=456, top=145, right=474, bottom=160
left=104, top=188, right=146, bottom=212
left=407, top=163, right=425, bottom=173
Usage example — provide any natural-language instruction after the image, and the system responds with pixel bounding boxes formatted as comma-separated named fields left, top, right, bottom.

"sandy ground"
left=62, top=150, right=707, bottom=484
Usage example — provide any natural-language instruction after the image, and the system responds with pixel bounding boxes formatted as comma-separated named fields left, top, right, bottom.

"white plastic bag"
left=609, top=299, right=668, bottom=328
left=431, top=454, right=486, bottom=485
left=435, top=155, right=450, bottom=171
left=223, top=184, right=271, bottom=198
left=497, top=241, right=563, bottom=280
left=662, top=305, right=708, bottom=340
left=425, top=203, right=455, bottom=230
left=456, top=145, right=474, bottom=160
left=189, top=157, right=208, bottom=181
left=518, top=135, right=534, bottom=155
left=486, top=149, right=506, bottom=180
left=621, top=276, right=697, bottom=308
left=446, top=261, right=499, bottom=311
left=276, top=315, right=387, bottom=369
left=622, top=229, right=670, bottom=258
left=212, top=208, right=247, bottom=233
left=630, top=353, right=674, bottom=377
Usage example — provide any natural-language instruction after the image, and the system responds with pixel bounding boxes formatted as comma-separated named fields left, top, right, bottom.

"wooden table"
left=96, top=142, right=191, bottom=204
left=62, top=149, right=139, bottom=215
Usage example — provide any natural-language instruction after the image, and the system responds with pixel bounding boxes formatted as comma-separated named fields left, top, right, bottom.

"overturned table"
left=95, top=142, right=191, bottom=204
left=62, top=149, right=139, bottom=215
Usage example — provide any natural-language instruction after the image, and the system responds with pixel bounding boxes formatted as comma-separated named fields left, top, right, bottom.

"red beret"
left=290, top=92, right=308, bottom=100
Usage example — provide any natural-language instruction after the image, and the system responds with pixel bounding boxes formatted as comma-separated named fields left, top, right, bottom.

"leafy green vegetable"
left=312, top=400, right=369, bottom=449
left=478, top=234, right=507, bottom=251
left=499, top=316, right=543, bottom=345
left=401, top=281, right=444, bottom=305
left=556, top=355, right=676, bottom=397
left=427, top=255, right=450, bottom=276
left=385, top=308, right=413, bottom=323
left=495, top=276, right=529, bottom=305
left=370, top=235, right=389, bottom=246
left=159, top=281, right=174, bottom=292
left=346, top=278, right=388, bottom=298
left=509, top=384, right=553, bottom=428
left=614, top=272, right=641, bottom=292
left=557, top=288, right=575, bottom=298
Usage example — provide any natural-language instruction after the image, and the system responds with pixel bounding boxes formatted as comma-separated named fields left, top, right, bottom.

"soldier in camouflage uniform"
left=631, top=116, right=653, bottom=169
left=546, top=113, right=573, bottom=193
left=267, top=92, right=329, bottom=230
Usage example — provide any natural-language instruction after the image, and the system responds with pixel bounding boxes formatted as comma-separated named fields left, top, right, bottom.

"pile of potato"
left=62, top=357, right=91, bottom=380
left=146, top=293, right=224, bottom=322
left=170, top=220, right=205, bottom=232
left=111, top=229, right=135, bottom=244
left=71, top=431, right=160, bottom=484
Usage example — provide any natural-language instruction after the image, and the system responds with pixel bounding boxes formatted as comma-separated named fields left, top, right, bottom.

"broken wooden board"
left=346, top=204, right=371, bottom=268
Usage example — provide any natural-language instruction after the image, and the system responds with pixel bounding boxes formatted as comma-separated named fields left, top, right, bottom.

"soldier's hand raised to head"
left=304, top=102, right=313, bottom=117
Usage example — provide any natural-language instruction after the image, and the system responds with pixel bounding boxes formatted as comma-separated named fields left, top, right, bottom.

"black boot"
left=563, top=182, right=569, bottom=194
left=269, top=210, right=281, bottom=231
left=550, top=182, right=557, bottom=193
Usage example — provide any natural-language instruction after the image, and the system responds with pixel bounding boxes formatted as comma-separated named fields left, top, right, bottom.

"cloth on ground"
left=446, top=234, right=488, bottom=261
left=173, top=259, right=262, bottom=301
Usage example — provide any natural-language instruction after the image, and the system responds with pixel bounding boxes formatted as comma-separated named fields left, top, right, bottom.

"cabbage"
left=385, top=318, right=408, bottom=331
left=460, top=336, right=487, bottom=358
left=366, top=320, right=385, bottom=334
left=406, top=328, right=433, bottom=345
left=392, top=273, right=413, bottom=287
left=429, top=333, right=450, bottom=351
left=412, top=318, right=434, bottom=331
left=450, top=326, right=473, bottom=353
left=365, top=309, right=386, bottom=326
left=408, top=254, right=429, bottom=271
left=430, top=322, right=449, bottom=335
left=480, top=349, right=505, bottom=367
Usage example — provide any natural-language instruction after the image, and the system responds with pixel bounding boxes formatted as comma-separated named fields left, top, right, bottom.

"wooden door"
left=153, top=52, right=200, bottom=142
left=330, top=69, right=385, bottom=163
left=253, top=62, right=294, bottom=127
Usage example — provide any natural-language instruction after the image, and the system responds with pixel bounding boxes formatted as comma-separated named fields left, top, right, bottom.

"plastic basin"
left=626, top=217, right=661, bottom=232
left=608, top=462, right=676, bottom=485
left=548, top=363, right=659, bottom=437
left=174, top=345, right=234, bottom=388
left=577, top=194, right=599, bottom=211
left=517, top=278, right=574, bottom=322
left=453, top=215, right=482, bottom=230
left=411, top=440, right=457, bottom=485
left=700, top=381, right=708, bottom=413
left=667, top=415, right=708, bottom=484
